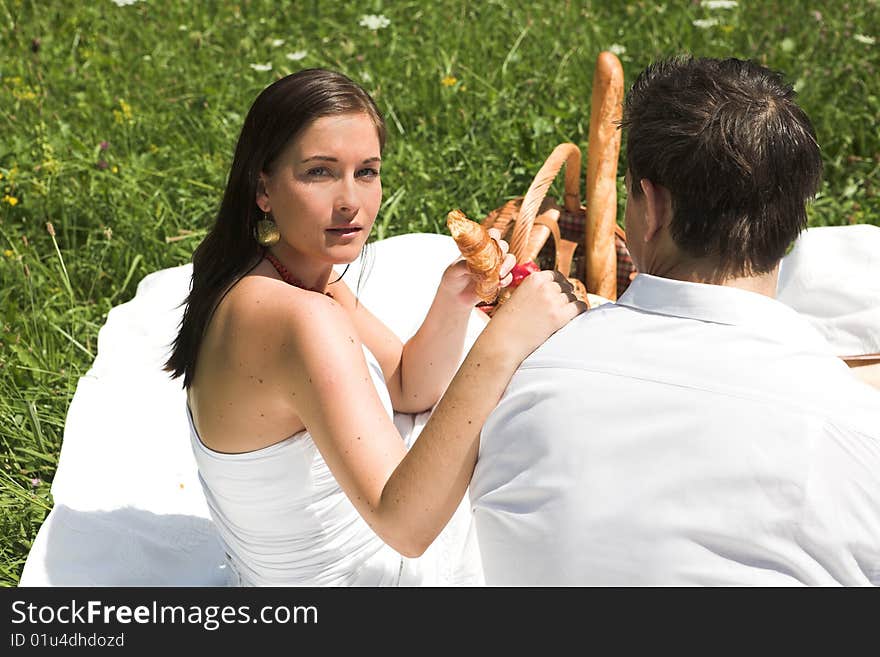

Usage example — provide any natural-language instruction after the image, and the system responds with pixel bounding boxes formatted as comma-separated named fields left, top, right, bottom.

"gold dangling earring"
left=255, top=212, right=280, bottom=247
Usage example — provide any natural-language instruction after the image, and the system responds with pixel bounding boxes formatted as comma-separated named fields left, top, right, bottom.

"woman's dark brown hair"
left=621, top=56, right=823, bottom=277
left=165, top=68, right=386, bottom=387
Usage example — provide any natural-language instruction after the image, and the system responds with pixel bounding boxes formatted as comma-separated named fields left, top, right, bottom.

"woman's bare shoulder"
left=220, top=273, right=354, bottom=347
left=223, top=273, right=322, bottom=316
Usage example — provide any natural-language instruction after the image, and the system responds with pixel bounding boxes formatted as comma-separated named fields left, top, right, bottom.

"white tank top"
left=187, top=346, right=419, bottom=586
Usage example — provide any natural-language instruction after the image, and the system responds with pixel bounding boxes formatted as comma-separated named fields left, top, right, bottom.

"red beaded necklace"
left=264, top=252, right=333, bottom=298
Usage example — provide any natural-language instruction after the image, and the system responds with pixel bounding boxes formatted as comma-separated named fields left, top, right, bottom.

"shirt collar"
left=616, top=273, right=836, bottom=353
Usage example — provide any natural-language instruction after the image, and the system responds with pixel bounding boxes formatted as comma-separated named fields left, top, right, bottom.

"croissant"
left=446, top=209, right=504, bottom=303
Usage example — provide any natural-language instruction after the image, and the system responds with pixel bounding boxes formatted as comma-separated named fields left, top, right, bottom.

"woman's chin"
left=323, top=246, right=362, bottom=267
left=325, top=236, right=370, bottom=262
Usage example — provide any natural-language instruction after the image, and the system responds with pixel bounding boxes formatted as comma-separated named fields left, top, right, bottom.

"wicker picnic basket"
left=481, top=142, right=635, bottom=304
left=481, top=51, right=635, bottom=307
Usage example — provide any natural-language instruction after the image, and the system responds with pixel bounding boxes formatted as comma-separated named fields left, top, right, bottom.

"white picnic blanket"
left=777, top=224, right=880, bottom=357
left=20, top=232, right=489, bottom=586
left=19, top=225, right=879, bottom=586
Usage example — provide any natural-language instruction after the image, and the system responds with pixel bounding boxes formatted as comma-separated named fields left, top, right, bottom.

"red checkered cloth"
left=616, top=234, right=636, bottom=297
left=557, top=212, right=637, bottom=298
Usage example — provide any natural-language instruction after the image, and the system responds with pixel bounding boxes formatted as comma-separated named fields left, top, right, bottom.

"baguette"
left=585, top=51, right=624, bottom=300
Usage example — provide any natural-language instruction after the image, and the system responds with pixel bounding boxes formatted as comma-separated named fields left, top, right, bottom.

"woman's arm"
left=283, top=270, right=584, bottom=557
left=392, top=275, right=483, bottom=412
left=331, top=232, right=514, bottom=413
left=392, top=251, right=514, bottom=412
left=333, top=272, right=480, bottom=413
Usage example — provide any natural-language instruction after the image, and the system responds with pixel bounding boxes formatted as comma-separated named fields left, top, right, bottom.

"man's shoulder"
left=519, top=302, right=643, bottom=368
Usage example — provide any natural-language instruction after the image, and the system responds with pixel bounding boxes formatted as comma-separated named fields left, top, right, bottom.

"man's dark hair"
left=621, top=56, right=822, bottom=276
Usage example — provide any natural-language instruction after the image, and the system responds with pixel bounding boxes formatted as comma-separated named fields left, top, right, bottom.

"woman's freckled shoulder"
left=225, top=275, right=347, bottom=334
left=226, top=276, right=312, bottom=314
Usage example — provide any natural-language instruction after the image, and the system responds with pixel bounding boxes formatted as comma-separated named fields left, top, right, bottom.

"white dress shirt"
left=471, top=274, right=880, bottom=586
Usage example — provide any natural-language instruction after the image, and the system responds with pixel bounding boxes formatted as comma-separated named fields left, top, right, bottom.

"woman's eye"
left=306, top=167, right=330, bottom=177
left=357, top=167, right=380, bottom=178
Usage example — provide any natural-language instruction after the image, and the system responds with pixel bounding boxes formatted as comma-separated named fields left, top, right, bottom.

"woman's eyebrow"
left=300, top=155, right=382, bottom=163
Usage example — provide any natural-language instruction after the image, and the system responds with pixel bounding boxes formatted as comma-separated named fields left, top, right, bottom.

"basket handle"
left=509, top=142, right=582, bottom=261
left=532, top=213, right=563, bottom=269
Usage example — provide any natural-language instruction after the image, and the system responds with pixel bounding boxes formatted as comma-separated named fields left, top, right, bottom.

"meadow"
left=1, top=0, right=878, bottom=585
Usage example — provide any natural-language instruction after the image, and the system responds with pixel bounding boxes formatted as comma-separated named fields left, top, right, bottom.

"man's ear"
left=255, top=173, right=271, bottom=213
left=639, top=178, right=671, bottom=243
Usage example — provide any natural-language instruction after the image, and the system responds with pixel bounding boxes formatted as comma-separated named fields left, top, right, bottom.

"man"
left=470, top=56, right=880, bottom=586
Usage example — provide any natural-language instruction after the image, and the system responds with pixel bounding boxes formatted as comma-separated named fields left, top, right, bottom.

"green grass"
left=1, top=0, right=878, bottom=586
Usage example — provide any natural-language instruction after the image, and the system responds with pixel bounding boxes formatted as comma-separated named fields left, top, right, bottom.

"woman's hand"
left=440, top=228, right=516, bottom=308
left=484, top=269, right=588, bottom=361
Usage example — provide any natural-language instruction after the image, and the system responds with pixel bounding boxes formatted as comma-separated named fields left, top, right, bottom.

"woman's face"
left=257, top=112, right=382, bottom=267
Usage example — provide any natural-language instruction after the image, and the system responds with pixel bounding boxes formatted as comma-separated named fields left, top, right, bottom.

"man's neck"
left=649, top=261, right=780, bottom=298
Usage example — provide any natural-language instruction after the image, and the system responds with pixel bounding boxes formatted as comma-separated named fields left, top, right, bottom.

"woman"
left=165, top=68, right=586, bottom=586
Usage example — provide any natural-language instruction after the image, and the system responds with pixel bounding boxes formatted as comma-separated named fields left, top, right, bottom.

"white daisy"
left=286, top=50, right=308, bottom=61
left=693, top=18, right=719, bottom=29
left=250, top=63, right=273, bottom=72
left=271, top=39, right=285, bottom=47
left=359, top=14, right=391, bottom=31
left=702, top=0, right=738, bottom=9
left=111, top=0, right=141, bottom=6
left=854, top=34, right=875, bottom=45
left=608, top=44, right=626, bottom=56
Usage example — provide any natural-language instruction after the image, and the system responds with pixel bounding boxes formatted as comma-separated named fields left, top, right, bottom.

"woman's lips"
left=325, top=226, right=363, bottom=237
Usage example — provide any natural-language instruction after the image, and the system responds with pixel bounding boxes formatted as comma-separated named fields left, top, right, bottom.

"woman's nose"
left=334, top=178, right=359, bottom=215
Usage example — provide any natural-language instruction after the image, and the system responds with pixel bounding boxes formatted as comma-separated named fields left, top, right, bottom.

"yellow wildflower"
left=2, top=195, right=19, bottom=206
left=3, top=250, right=13, bottom=258
left=111, top=165, right=119, bottom=174
left=12, top=88, right=37, bottom=101
left=441, top=75, right=457, bottom=87
left=114, top=99, right=134, bottom=124
left=42, top=158, right=60, bottom=175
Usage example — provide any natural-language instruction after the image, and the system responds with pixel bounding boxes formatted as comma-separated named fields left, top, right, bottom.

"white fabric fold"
left=777, top=224, right=880, bottom=357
